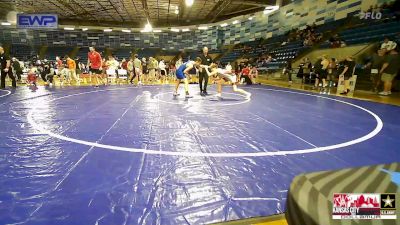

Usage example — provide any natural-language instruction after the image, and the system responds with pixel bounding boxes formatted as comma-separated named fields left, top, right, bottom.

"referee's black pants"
left=1, top=69, right=16, bottom=88
left=130, top=68, right=139, bottom=83
left=199, top=70, right=208, bottom=92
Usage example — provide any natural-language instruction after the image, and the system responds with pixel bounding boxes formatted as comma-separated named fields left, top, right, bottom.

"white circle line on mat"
left=154, top=91, right=250, bottom=106
left=26, top=87, right=383, bottom=157
left=0, top=90, right=11, bottom=98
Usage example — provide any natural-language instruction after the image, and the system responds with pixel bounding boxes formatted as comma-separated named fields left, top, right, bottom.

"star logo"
left=383, top=195, right=394, bottom=207
left=380, top=194, right=396, bottom=209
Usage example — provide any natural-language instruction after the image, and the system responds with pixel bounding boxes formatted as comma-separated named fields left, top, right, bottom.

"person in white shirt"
left=159, top=59, right=167, bottom=84
left=203, top=63, right=251, bottom=99
left=381, top=37, right=397, bottom=53
left=129, top=54, right=142, bottom=85
left=249, top=66, right=258, bottom=84
left=148, top=57, right=158, bottom=83
left=225, top=62, right=232, bottom=72
left=106, top=55, right=120, bottom=84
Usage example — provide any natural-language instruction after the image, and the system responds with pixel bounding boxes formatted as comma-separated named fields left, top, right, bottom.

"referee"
left=199, top=47, right=213, bottom=96
left=0, top=46, right=16, bottom=89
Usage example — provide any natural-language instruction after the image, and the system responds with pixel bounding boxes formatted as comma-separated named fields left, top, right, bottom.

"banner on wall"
left=17, top=14, right=58, bottom=29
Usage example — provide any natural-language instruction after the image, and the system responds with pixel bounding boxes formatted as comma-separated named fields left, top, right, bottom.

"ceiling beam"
left=178, top=0, right=185, bottom=21
left=223, top=6, right=261, bottom=16
left=141, top=0, right=150, bottom=20
left=231, top=0, right=275, bottom=7
left=0, top=3, right=15, bottom=20
left=55, top=0, right=86, bottom=18
left=167, top=0, right=171, bottom=24
left=219, top=7, right=263, bottom=18
left=120, top=0, right=137, bottom=22
left=206, top=0, right=232, bottom=23
left=198, top=0, right=208, bottom=19
left=157, top=0, right=160, bottom=20
left=105, top=0, right=125, bottom=22
left=68, top=0, right=99, bottom=21
left=59, top=18, right=190, bottom=28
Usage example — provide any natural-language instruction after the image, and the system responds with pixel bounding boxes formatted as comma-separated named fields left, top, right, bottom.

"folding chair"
left=106, top=69, right=117, bottom=84
left=118, top=69, right=128, bottom=81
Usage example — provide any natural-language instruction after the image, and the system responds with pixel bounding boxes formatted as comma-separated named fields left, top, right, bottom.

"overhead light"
left=1, top=22, right=11, bottom=26
left=122, top=29, right=131, bottom=33
left=198, top=26, right=208, bottom=30
left=104, top=28, right=112, bottom=32
left=248, top=16, right=254, bottom=20
left=171, top=28, right=180, bottom=32
left=232, top=20, right=239, bottom=24
left=140, top=29, right=147, bottom=33
left=153, top=30, right=162, bottom=33
left=174, top=9, right=179, bottom=14
left=144, top=21, right=153, bottom=32
left=220, top=23, right=228, bottom=27
left=82, top=28, right=88, bottom=31
left=264, top=5, right=279, bottom=14
left=182, top=28, right=190, bottom=32
left=265, top=6, right=279, bottom=10
left=64, top=27, right=74, bottom=30
left=185, top=0, right=194, bottom=7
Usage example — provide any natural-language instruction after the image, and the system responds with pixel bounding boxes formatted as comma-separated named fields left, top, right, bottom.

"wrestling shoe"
left=378, top=91, right=389, bottom=96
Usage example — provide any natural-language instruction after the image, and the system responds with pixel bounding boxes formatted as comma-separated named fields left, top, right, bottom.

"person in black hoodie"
left=12, top=57, right=23, bottom=82
left=314, top=55, right=330, bottom=89
left=0, top=46, right=16, bottom=89
left=283, top=60, right=293, bottom=84
left=198, top=47, right=213, bottom=96
left=338, top=56, right=356, bottom=95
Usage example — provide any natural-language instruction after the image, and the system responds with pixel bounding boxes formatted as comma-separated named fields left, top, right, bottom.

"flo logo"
left=359, top=12, right=382, bottom=20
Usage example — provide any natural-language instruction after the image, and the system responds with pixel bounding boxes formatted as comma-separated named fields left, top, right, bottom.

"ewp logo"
left=17, top=14, right=58, bottom=29
left=359, top=12, right=382, bottom=20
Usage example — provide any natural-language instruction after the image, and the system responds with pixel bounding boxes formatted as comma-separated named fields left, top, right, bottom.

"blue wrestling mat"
left=0, top=85, right=399, bottom=224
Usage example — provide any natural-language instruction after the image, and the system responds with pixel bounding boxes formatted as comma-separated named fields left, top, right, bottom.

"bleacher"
left=340, top=20, right=400, bottom=45
left=45, top=46, right=74, bottom=60
left=245, top=19, right=356, bottom=69
left=318, top=15, right=400, bottom=48
left=219, top=49, right=242, bottom=64
left=182, top=50, right=198, bottom=61
left=245, top=36, right=284, bottom=59
left=10, top=45, right=36, bottom=61
left=209, top=49, right=223, bottom=54
left=217, top=40, right=261, bottom=63
left=112, top=48, right=132, bottom=60
left=137, top=48, right=160, bottom=58
left=271, top=40, right=306, bottom=61
left=75, top=47, right=105, bottom=61
left=159, top=49, right=180, bottom=56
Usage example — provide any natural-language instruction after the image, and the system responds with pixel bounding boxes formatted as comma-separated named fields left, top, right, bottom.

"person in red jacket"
left=240, top=64, right=252, bottom=85
left=121, top=58, right=128, bottom=70
left=87, top=47, right=103, bottom=88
